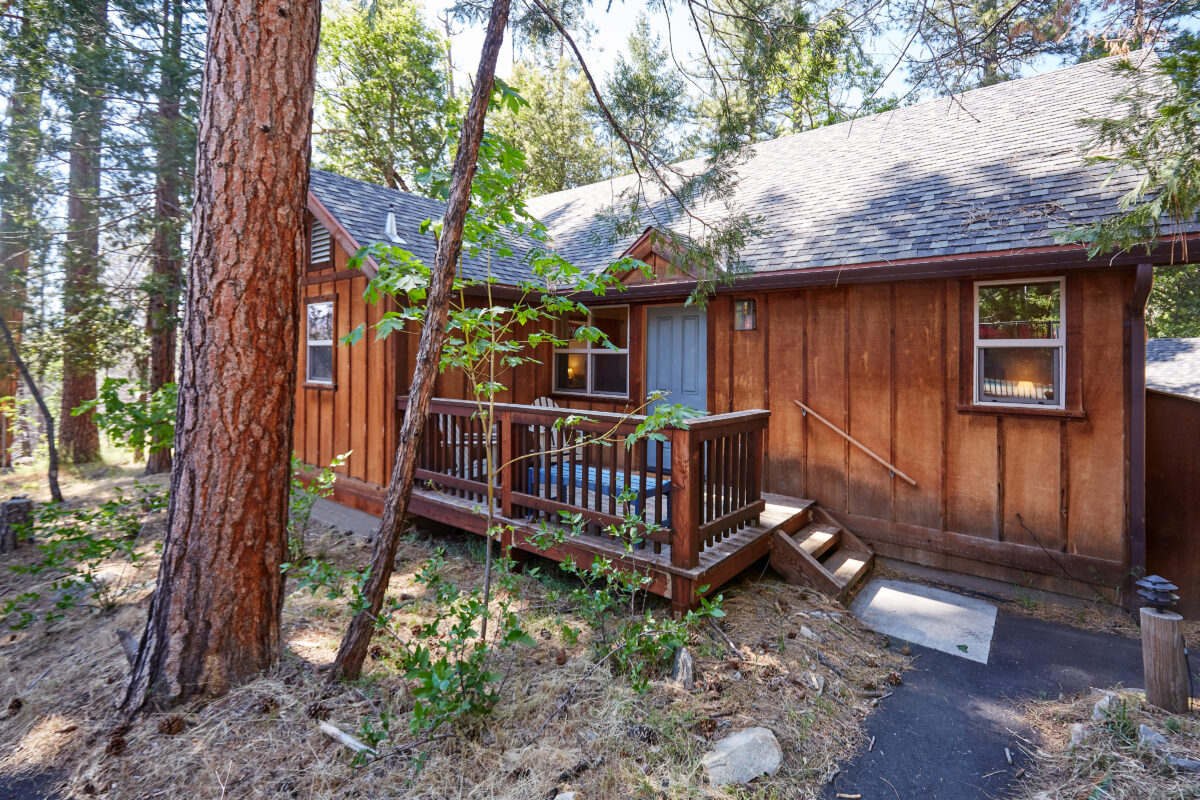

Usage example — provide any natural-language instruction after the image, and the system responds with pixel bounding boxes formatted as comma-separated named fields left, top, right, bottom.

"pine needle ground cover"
left=0, top=471, right=907, bottom=799
left=1013, top=689, right=1200, bottom=800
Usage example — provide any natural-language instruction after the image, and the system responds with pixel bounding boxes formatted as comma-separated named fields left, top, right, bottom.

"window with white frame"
left=306, top=300, right=335, bottom=385
left=553, top=305, right=629, bottom=397
left=974, top=278, right=1064, bottom=408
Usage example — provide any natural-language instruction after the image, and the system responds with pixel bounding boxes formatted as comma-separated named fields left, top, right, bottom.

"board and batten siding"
left=704, top=268, right=1132, bottom=597
left=294, top=226, right=1134, bottom=596
left=295, top=231, right=398, bottom=512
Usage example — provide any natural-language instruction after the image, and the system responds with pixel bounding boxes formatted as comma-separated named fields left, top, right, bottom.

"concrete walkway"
left=821, top=609, right=1148, bottom=800
left=311, top=497, right=380, bottom=537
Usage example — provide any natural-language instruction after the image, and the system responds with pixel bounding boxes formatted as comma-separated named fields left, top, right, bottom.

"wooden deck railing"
left=396, top=397, right=769, bottom=570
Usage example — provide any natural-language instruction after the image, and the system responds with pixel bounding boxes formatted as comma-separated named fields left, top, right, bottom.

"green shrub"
left=2, top=483, right=168, bottom=629
left=73, top=378, right=177, bottom=456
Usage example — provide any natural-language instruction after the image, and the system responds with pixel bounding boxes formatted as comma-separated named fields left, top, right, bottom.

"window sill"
left=956, top=403, right=1085, bottom=420
left=304, top=382, right=337, bottom=391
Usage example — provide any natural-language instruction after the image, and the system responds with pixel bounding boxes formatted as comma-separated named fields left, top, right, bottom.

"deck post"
left=670, top=425, right=700, bottom=571
left=747, top=425, right=763, bottom=524
left=499, top=409, right=513, bottom=519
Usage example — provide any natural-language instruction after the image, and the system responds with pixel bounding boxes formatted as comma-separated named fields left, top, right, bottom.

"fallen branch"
left=817, top=651, right=844, bottom=677
left=319, top=721, right=377, bottom=756
left=706, top=618, right=744, bottom=660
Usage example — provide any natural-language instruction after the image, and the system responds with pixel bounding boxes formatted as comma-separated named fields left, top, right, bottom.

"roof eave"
left=569, top=237, right=1200, bottom=301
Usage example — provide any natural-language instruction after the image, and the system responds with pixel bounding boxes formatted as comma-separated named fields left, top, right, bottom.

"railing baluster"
left=654, top=440, right=664, bottom=554
left=637, top=439, right=648, bottom=550
left=608, top=435, right=617, bottom=518
left=723, top=433, right=732, bottom=539
left=705, top=440, right=713, bottom=528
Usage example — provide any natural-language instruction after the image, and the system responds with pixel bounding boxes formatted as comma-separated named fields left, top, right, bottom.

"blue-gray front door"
left=646, top=305, right=706, bottom=467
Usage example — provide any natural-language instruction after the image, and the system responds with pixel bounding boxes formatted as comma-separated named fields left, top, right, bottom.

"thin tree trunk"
left=122, top=0, right=320, bottom=711
left=144, top=0, right=186, bottom=475
left=59, top=0, right=107, bottom=464
left=327, top=0, right=513, bottom=684
left=0, top=314, right=62, bottom=503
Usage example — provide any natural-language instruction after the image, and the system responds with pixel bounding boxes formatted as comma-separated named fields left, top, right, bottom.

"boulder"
left=1138, top=724, right=1167, bottom=748
left=701, top=727, right=782, bottom=786
left=1167, top=756, right=1200, bottom=772
left=1068, top=723, right=1089, bottom=749
left=1092, top=692, right=1117, bottom=722
left=554, top=793, right=579, bottom=800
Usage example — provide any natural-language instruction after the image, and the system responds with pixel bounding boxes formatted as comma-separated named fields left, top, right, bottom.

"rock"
left=554, top=793, right=579, bottom=800
left=799, top=625, right=821, bottom=642
left=672, top=646, right=696, bottom=690
left=701, top=727, right=782, bottom=786
left=1068, top=723, right=1089, bottom=749
left=1092, top=692, right=1117, bottom=721
left=1138, top=724, right=1167, bottom=748
left=1166, top=756, right=1200, bottom=772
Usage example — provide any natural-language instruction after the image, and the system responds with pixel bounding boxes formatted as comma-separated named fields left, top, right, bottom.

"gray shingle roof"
left=308, top=168, right=536, bottom=285
left=1146, top=338, right=1200, bottom=400
left=525, top=52, right=1179, bottom=275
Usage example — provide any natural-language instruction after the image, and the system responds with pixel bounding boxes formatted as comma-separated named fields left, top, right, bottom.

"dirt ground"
left=0, top=466, right=909, bottom=799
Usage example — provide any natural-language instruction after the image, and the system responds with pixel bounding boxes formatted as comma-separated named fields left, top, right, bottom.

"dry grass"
left=1013, top=689, right=1200, bottom=800
left=0, top=472, right=908, bottom=799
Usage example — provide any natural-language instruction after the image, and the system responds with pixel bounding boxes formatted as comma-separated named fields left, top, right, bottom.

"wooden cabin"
left=298, top=55, right=1200, bottom=612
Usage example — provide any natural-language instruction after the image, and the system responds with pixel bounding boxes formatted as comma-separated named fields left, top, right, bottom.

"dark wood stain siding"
left=1146, top=389, right=1200, bottom=619
left=295, top=246, right=1134, bottom=593
left=706, top=269, right=1132, bottom=595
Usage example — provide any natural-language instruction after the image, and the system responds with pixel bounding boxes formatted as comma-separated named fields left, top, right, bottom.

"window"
left=306, top=299, right=335, bottom=385
left=733, top=299, right=757, bottom=330
left=974, top=278, right=1064, bottom=408
left=553, top=305, right=629, bottom=397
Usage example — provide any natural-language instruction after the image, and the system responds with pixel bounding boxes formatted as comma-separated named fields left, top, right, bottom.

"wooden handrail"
left=793, top=399, right=918, bottom=487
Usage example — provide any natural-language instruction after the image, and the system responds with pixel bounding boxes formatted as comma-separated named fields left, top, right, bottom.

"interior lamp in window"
left=734, top=299, right=757, bottom=331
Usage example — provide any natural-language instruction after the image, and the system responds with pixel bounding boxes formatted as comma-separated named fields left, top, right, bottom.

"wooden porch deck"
left=401, top=398, right=815, bottom=612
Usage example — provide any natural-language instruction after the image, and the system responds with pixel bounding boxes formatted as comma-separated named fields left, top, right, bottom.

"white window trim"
left=973, top=277, right=1065, bottom=409
left=553, top=304, right=630, bottom=398
left=306, top=300, right=335, bottom=385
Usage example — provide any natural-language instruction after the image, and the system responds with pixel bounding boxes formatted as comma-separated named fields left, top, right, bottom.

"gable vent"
left=311, top=220, right=331, bottom=265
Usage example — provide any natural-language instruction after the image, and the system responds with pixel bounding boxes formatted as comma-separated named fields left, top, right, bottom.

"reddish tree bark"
left=0, top=5, right=43, bottom=469
left=123, top=0, right=320, bottom=710
left=59, top=0, right=107, bottom=465
left=327, top=0, right=513, bottom=683
left=144, top=0, right=187, bottom=475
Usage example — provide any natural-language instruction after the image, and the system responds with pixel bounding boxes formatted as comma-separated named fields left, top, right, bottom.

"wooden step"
left=823, top=548, right=873, bottom=593
left=769, top=504, right=875, bottom=604
left=793, top=522, right=841, bottom=559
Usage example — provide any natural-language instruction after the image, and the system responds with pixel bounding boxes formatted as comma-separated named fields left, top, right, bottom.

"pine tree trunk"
left=0, top=7, right=43, bottom=470
left=122, top=0, right=320, bottom=711
left=328, top=0, right=513, bottom=684
left=59, top=0, right=107, bottom=465
left=144, top=0, right=186, bottom=476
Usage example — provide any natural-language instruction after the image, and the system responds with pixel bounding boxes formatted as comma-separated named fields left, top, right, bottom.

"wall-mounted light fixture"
left=733, top=299, right=757, bottom=331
